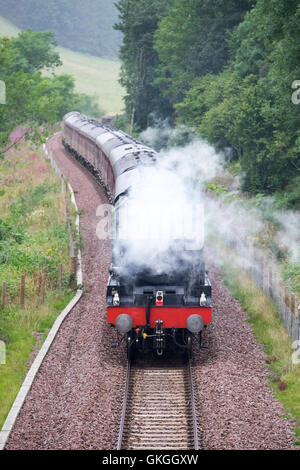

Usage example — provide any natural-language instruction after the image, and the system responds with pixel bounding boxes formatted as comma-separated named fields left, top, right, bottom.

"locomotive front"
left=107, top=255, right=212, bottom=358
left=107, top=162, right=212, bottom=358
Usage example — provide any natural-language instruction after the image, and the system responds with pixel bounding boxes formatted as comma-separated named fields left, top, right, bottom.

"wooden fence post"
left=68, top=219, right=75, bottom=257
left=298, top=305, right=300, bottom=343
left=61, top=177, right=68, bottom=221
left=285, top=286, right=290, bottom=330
left=68, top=219, right=77, bottom=286
left=260, top=256, right=264, bottom=290
left=289, top=292, right=295, bottom=336
left=58, top=263, right=63, bottom=290
left=40, top=269, right=46, bottom=304
left=285, top=286, right=289, bottom=308
left=269, top=267, right=273, bottom=298
left=1, top=282, right=6, bottom=308
left=20, top=275, right=25, bottom=308
left=71, top=256, right=77, bottom=286
left=291, top=293, right=296, bottom=316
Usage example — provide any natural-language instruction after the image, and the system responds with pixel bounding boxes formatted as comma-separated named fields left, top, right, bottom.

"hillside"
left=0, top=0, right=122, bottom=59
left=0, top=16, right=124, bottom=115
left=55, top=48, right=124, bottom=115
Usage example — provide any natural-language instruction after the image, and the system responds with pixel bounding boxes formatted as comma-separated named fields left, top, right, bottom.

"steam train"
left=62, top=112, right=212, bottom=357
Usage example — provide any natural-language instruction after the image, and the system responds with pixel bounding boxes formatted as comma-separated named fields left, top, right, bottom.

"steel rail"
left=117, top=358, right=131, bottom=450
left=187, top=358, right=199, bottom=450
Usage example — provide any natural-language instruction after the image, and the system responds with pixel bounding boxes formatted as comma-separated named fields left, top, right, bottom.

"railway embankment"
left=0, top=139, right=75, bottom=431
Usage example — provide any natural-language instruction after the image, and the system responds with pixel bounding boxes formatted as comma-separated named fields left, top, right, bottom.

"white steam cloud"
left=109, top=124, right=300, bottom=279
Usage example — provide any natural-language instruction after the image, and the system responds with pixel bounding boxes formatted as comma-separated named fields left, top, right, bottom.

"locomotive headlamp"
left=186, top=314, right=204, bottom=333
left=200, top=292, right=207, bottom=306
left=115, top=314, right=133, bottom=334
left=156, top=291, right=163, bottom=306
left=113, top=291, right=120, bottom=306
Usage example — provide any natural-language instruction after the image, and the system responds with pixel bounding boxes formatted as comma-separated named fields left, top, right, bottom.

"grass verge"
left=219, top=248, right=300, bottom=443
left=0, top=290, right=74, bottom=427
left=0, top=140, right=76, bottom=428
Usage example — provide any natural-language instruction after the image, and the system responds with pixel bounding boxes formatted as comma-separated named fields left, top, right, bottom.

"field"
left=0, top=15, right=124, bottom=115
left=55, top=47, right=124, bottom=115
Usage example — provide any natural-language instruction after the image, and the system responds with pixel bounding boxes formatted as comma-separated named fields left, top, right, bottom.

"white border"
left=0, top=138, right=83, bottom=450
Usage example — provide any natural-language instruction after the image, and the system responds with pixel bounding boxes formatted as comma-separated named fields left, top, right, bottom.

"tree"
left=154, top=0, right=254, bottom=105
left=11, top=29, right=62, bottom=73
left=0, top=31, right=101, bottom=148
left=114, top=0, right=173, bottom=130
left=175, top=0, right=300, bottom=194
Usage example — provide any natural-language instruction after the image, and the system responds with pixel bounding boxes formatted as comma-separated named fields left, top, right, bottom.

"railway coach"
left=62, top=111, right=212, bottom=357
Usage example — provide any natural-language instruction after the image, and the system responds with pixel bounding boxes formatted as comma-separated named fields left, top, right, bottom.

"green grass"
left=217, top=244, right=300, bottom=441
left=0, top=141, right=76, bottom=428
left=282, top=262, right=300, bottom=301
left=0, top=150, right=72, bottom=296
left=0, top=15, right=124, bottom=115
left=0, top=290, right=74, bottom=427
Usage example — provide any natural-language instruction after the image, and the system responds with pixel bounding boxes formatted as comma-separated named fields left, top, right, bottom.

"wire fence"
left=207, top=191, right=300, bottom=343
left=226, top=236, right=300, bottom=343
left=0, top=263, right=64, bottom=308
left=0, top=147, right=78, bottom=310
left=46, top=149, right=77, bottom=264
left=248, top=248, right=299, bottom=342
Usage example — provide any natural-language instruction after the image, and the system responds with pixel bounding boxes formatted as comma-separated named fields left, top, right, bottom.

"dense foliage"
left=116, top=0, right=300, bottom=199
left=154, top=0, right=254, bottom=105
left=0, top=0, right=121, bottom=59
left=0, top=29, right=102, bottom=148
left=115, top=0, right=173, bottom=129
left=176, top=0, right=300, bottom=194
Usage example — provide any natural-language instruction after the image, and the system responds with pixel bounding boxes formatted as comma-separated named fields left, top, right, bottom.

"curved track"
left=4, top=133, right=298, bottom=450
left=118, top=354, right=199, bottom=450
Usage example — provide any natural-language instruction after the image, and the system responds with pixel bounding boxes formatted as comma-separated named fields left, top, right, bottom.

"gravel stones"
left=192, top=264, right=297, bottom=450
left=5, top=135, right=298, bottom=449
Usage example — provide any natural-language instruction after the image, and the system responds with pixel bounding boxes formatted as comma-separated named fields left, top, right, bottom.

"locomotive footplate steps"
left=117, top=354, right=199, bottom=450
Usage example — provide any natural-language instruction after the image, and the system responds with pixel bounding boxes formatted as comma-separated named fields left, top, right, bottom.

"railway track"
left=117, top=353, right=199, bottom=450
